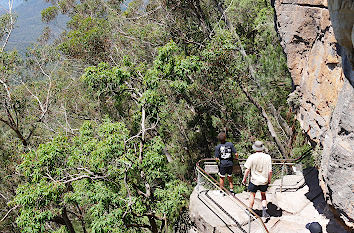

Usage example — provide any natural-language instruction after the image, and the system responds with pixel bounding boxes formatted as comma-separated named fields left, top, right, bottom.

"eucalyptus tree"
left=14, top=42, right=197, bottom=232
left=15, top=120, right=190, bottom=232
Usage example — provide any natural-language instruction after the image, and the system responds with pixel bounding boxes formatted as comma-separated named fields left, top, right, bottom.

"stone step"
left=269, top=174, right=305, bottom=192
left=190, top=174, right=350, bottom=233
left=190, top=187, right=267, bottom=233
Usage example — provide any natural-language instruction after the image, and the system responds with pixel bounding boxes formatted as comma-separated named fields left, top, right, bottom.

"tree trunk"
left=0, top=120, right=28, bottom=147
left=212, top=0, right=289, bottom=159
left=62, top=207, right=76, bottom=233
left=148, top=216, right=159, bottom=233
left=139, top=105, right=151, bottom=197
left=212, top=0, right=260, bottom=88
left=139, top=106, right=146, bottom=163
left=240, top=84, right=289, bottom=159
left=269, top=103, right=292, bottom=138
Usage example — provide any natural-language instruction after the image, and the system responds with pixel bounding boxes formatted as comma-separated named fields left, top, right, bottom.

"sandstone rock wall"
left=328, top=0, right=354, bottom=76
left=273, top=0, right=353, bottom=227
left=274, top=0, right=345, bottom=142
left=321, top=78, right=353, bottom=228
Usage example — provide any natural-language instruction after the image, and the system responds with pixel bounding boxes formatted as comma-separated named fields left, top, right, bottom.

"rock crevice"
left=280, top=2, right=328, bottom=9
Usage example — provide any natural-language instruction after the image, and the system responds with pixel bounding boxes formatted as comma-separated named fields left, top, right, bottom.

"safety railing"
left=238, top=148, right=312, bottom=192
left=238, top=160, right=299, bottom=193
left=194, top=149, right=312, bottom=232
left=196, top=159, right=269, bottom=233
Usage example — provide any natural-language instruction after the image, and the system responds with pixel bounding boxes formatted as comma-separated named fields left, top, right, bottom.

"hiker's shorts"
left=219, top=166, right=233, bottom=177
left=248, top=182, right=268, bottom=193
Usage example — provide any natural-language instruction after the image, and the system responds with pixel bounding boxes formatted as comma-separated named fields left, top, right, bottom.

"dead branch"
left=62, top=173, right=108, bottom=184
left=0, top=79, right=12, bottom=101
left=0, top=192, right=7, bottom=201
left=163, top=147, right=173, bottom=163
left=0, top=205, right=18, bottom=223
left=1, top=0, right=15, bottom=51
left=44, top=170, right=109, bottom=185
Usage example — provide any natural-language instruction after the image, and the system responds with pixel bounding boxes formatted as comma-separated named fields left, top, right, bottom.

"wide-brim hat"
left=306, top=222, right=322, bottom=233
left=252, top=141, right=265, bottom=151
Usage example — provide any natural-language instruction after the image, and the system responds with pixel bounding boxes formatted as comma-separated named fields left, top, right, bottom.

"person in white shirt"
left=242, top=141, right=272, bottom=218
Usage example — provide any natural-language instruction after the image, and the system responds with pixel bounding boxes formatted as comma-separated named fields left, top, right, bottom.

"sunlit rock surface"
left=274, top=0, right=344, bottom=142
left=273, top=0, right=353, bottom=227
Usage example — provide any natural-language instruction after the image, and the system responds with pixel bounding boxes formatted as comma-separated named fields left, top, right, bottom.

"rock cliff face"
left=273, top=0, right=353, bottom=228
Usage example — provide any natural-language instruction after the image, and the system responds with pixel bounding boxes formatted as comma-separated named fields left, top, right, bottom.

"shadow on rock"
left=253, top=202, right=283, bottom=218
left=303, top=167, right=350, bottom=233
left=267, top=202, right=283, bottom=217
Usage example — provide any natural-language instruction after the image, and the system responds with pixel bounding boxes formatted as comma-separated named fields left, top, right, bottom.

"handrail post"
left=197, top=168, right=201, bottom=192
left=248, top=210, right=251, bottom=233
left=196, top=158, right=270, bottom=233
left=280, top=162, right=285, bottom=193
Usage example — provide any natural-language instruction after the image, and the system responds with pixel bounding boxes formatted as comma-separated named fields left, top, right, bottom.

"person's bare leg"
left=261, top=192, right=270, bottom=217
left=249, top=192, right=256, bottom=209
left=261, top=192, right=267, bottom=208
left=227, top=176, right=233, bottom=190
left=220, top=176, right=225, bottom=189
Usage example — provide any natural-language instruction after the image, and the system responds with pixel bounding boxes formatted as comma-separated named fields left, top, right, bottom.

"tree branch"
left=269, top=103, right=292, bottom=138
left=126, top=223, right=151, bottom=229
left=62, top=207, right=76, bottom=233
left=0, top=205, right=18, bottom=222
left=75, top=203, right=87, bottom=233
left=212, top=0, right=260, bottom=87
left=1, top=0, right=15, bottom=51
left=239, top=83, right=289, bottom=159
left=0, top=192, right=8, bottom=201
left=211, top=1, right=290, bottom=158
left=0, top=79, right=12, bottom=101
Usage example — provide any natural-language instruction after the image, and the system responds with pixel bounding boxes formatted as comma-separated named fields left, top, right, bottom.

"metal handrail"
left=194, top=149, right=312, bottom=232
left=196, top=158, right=270, bottom=233
left=237, top=147, right=313, bottom=163
left=237, top=149, right=312, bottom=192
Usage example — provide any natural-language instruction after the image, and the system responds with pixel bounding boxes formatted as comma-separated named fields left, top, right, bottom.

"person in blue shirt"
left=215, top=132, right=238, bottom=193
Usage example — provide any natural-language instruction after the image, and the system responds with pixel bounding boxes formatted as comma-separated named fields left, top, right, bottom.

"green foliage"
left=154, top=179, right=190, bottom=220
left=0, top=50, right=22, bottom=74
left=15, top=121, right=191, bottom=232
left=1, top=1, right=313, bottom=232
left=59, top=17, right=110, bottom=64
left=81, top=62, right=134, bottom=123
left=0, top=44, right=108, bottom=232
left=41, top=6, right=59, bottom=23
left=0, top=13, right=17, bottom=42
left=82, top=62, right=130, bottom=95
